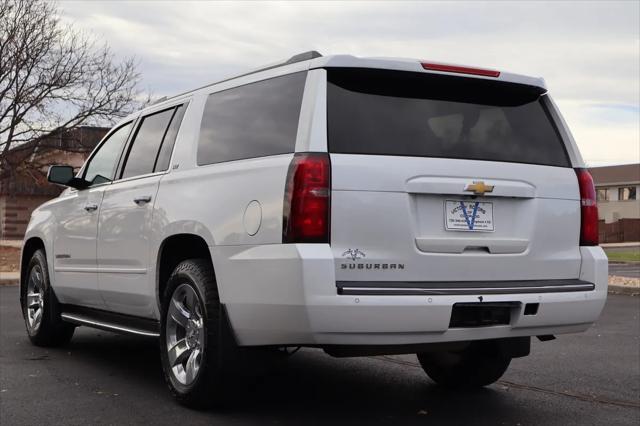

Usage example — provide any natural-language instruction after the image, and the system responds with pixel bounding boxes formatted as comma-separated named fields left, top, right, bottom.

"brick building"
left=0, top=126, right=109, bottom=240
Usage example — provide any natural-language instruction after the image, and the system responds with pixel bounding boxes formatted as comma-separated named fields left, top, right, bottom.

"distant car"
left=20, top=51, right=608, bottom=407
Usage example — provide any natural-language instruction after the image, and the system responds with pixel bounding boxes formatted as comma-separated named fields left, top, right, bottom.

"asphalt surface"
left=1, top=286, right=639, bottom=426
left=609, top=262, right=640, bottom=278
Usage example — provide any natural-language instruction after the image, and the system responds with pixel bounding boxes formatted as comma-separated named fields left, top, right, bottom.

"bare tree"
left=0, top=0, right=145, bottom=186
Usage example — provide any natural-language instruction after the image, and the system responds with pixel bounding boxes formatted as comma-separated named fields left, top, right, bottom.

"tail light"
left=283, top=153, right=330, bottom=243
left=421, top=62, right=500, bottom=78
left=575, top=168, right=598, bottom=246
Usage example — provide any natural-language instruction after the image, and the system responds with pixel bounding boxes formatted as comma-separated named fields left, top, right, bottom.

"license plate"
left=445, top=200, right=494, bottom=232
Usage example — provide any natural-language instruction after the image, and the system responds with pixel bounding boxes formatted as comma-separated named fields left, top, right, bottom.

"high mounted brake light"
left=283, top=153, right=331, bottom=243
left=421, top=62, right=501, bottom=78
left=575, top=168, right=599, bottom=246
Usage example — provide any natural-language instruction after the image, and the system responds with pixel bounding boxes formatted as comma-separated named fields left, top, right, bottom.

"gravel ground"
left=609, top=275, right=640, bottom=287
left=0, top=246, right=20, bottom=273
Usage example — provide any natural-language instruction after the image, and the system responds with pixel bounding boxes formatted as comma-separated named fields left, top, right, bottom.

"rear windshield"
left=327, top=68, right=570, bottom=167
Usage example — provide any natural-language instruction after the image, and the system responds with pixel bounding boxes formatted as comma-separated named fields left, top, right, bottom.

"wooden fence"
left=598, top=219, right=640, bottom=243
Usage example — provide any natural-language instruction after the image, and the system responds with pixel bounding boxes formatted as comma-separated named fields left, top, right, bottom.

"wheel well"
left=20, top=237, right=45, bottom=296
left=157, top=234, right=214, bottom=304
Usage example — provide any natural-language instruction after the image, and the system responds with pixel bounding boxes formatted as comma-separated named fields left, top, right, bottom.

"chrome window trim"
left=336, top=280, right=595, bottom=296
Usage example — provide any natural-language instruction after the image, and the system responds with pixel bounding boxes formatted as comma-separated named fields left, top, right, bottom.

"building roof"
left=590, top=163, right=640, bottom=186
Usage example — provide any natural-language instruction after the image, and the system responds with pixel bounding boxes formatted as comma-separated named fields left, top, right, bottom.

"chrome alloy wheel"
left=166, top=284, right=205, bottom=386
left=26, top=265, right=45, bottom=332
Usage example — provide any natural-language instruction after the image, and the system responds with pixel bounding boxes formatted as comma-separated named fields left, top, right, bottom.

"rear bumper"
left=214, top=245, right=608, bottom=347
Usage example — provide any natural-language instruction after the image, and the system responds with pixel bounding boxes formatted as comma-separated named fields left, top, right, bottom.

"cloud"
left=59, top=0, right=639, bottom=165
left=558, top=100, right=639, bottom=166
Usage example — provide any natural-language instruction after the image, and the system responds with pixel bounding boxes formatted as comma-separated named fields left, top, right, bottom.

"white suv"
left=21, top=51, right=608, bottom=407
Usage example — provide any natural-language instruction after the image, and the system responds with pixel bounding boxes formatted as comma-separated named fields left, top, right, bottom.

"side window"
left=155, top=105, right=186, bottom=172
left=83, top=122, right=132, bottom=186
left=121, top=107, right=176, bottom=179
left=618, top=186, right=637, bottom=201
left=197, top=71, right=307, bottom=165
left=597, top=189, right=609, bottom=202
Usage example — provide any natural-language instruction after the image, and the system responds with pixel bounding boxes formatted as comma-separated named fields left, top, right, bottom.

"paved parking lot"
left=0, top=285, right=638, bottom=425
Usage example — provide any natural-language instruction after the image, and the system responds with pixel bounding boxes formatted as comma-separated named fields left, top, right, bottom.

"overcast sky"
left=60, top=0, right=639, bottom=166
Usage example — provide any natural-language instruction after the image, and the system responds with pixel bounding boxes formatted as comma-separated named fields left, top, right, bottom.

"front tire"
left=160, top=259, right=226, bottom=408
left=417, top=341, right=511, bottom=388
left=21, top=249, right=75, bottom=347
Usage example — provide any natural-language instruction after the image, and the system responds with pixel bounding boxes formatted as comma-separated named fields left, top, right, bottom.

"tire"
left=159, top=259, right=227, bottom=408
left=417, top=341, right=511, bottom=388
left=21, top=249, right=75, bottom=347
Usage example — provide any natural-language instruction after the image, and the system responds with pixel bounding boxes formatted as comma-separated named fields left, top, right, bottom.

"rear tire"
left=21, top=249, right=75, bottom=347
left=417, top=341, right=511, bottom=388
left=159, top=259, right=227, bottom=408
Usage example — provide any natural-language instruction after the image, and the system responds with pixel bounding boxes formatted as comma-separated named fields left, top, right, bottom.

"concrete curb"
left=0, top=272, right=20, bottom=287
left=0, top=240, right=22, bottom=249
left=600, top=242, right=640, bottom=248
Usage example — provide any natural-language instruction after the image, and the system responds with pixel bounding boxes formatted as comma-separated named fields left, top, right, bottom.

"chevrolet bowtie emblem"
left=464, top=181, right=494, bottom=195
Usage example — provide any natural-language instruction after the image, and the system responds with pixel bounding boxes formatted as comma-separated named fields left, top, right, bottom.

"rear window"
left=327, top=68, right=570, bottom=167
left=197, top=72, right=307, bottom=165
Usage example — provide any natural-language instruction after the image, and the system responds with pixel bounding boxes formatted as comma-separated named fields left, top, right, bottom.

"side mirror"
left=47, top=165, right=88, bottom=190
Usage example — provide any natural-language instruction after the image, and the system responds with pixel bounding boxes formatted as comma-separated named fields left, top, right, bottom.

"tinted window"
left=83, top=122, right=132, bottom=186
left=197, top=72, right=307, bottom=165
left=327, top=69, right=570, bottom=167
left=155, top=105, right=186, bottom=172
left=597, top=189, right=609, bottom=202
left=619, top=187, right=636, bottom=200
left=121, top=108, right=175, bottom=179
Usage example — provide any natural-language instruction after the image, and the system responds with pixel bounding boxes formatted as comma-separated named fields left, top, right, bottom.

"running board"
left=60, top=305, right=160, bottom=337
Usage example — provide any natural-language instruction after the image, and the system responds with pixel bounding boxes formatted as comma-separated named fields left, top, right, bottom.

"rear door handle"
left=84, top=203, right=98, bottom=212
left=133, top=195, right=152, bottom=206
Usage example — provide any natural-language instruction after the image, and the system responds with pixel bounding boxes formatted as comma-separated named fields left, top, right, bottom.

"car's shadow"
left=53, top=327, right=545, bottom=425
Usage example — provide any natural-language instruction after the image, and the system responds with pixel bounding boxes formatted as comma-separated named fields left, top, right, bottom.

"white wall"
left=597, top=184, right=640, bottom=223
